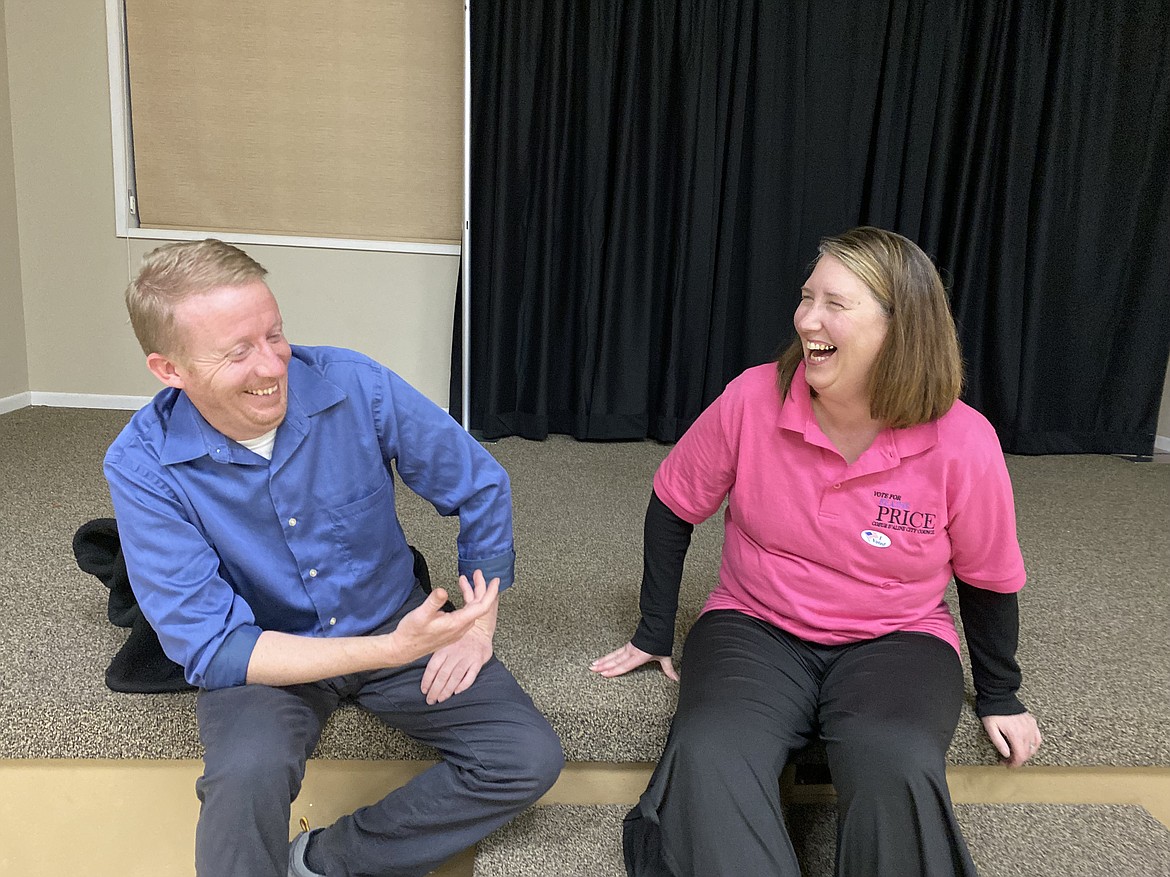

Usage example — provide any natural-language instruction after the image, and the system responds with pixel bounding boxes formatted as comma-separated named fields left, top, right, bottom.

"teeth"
left=247, top=386, right=277, bottom=396
left=807, top=342, right=836, bottom=351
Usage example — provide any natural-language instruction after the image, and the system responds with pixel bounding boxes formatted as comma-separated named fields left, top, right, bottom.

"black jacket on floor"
left=72, top=518, right=193, bottom=694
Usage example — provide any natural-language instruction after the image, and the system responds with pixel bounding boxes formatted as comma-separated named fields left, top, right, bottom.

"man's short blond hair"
left=125, top=239, right=268, bottom=356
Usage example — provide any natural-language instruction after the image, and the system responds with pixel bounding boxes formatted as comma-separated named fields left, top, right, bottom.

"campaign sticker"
left=862, top=530, right=891, bottom=548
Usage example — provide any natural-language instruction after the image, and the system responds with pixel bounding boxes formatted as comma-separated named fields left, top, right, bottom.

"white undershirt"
left=237, top=428, right=278, bottom=460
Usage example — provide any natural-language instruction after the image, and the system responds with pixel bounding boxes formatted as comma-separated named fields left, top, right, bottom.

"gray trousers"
left=625, top=610, right=978, bottom=877
left=193, top=586, right=564, bottom=877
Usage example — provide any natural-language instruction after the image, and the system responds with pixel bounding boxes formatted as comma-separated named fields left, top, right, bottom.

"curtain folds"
left=468, top=0, right=1170, bottom=453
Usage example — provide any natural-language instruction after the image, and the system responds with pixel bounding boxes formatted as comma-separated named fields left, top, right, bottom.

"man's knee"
left=198, top=684, right=323, bottom=794
left=532, top=722, right=566, bottom=791
left=199, top=733, right=309, bottom=805
left=452, top=664, right=564, bottom=799
left=510, top=718, right=565, bottom=796
left=475, top=716, right=564, bottom=803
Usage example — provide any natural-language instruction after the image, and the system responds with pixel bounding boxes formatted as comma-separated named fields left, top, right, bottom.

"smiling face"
left=147, top=280, right=292, bottom=441
left=794, top=254, right=890, bottom=407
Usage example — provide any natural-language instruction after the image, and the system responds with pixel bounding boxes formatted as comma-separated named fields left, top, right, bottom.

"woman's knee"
left=666, top=705, right=795, bottom=796
left=671, top=706, right=740, bottom=760
left=829, top=727, right=949, bottom=803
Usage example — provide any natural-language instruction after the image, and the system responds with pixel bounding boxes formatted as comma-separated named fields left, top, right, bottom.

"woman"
left=591, top=227, right=1042, bottom=876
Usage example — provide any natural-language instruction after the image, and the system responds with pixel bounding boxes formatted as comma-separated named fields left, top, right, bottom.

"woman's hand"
left=982, top=711, right=1043, bottom=767
left=590, top=641, right=679, bottom=681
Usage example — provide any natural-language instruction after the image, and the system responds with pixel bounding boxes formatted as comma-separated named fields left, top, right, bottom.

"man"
left=105, top=239, right=563, bottom=877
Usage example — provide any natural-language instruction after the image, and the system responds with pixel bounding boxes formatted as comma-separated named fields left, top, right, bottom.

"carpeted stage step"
left=472, top=803, right=1170, bottom=877
left=3, top=409, right=1169, bottom=770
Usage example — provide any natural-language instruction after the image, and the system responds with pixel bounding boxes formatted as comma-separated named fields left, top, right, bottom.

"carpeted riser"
left=2, top=408, right=1168, bottom=768
left=472, top=803, right=1170, bottom=877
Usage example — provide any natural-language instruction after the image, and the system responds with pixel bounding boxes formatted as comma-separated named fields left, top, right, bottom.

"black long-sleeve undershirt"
left=630, top=491, right=693, bottom=658
left=956, top=579, right=1026, bottom=717
left=630, top=489, right=1027, bottom=717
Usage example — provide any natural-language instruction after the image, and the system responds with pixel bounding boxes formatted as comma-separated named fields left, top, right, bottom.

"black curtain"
left=468, top=0, right=1170, bottom=454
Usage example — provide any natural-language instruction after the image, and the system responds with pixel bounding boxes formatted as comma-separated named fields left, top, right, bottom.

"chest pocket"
left=327, top=474, right=397, bottom=583
left=857, top=498, right=950, bottom=583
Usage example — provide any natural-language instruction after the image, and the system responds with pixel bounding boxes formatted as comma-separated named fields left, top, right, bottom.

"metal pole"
left=461, top=0, right=472, bottom=432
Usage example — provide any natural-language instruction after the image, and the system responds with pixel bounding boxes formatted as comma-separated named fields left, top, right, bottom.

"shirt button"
left=288, top=517, right=297, bottom=527
left=309, top=569, right=318, bottom=578
left=329, top=617, right=337, bottom=626
left=833, top=483, right=842, bottom=489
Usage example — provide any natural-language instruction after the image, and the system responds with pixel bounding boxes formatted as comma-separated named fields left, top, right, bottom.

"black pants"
left=625, top=610, right=978, bottom=877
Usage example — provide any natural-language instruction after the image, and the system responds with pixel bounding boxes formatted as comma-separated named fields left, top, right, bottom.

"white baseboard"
left=0, top=392, right=33, bottom=415
left=1155, top=435, right=1170, bottom=454
left=28, top=392, right=153, bottom=411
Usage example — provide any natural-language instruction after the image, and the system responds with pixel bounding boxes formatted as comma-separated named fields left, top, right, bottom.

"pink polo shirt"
left=653, top=362, right=1026, bottom=654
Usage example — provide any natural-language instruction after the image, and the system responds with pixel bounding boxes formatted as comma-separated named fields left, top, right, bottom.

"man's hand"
left=391, top=569, right=499, bottom=669
left=590, top=641, right=678, bottom=681
left=421, top=607, right=496, bottom=704
left=243, top=570, right=498, bottom=688
left=982, top=711, right=1043, bottom=767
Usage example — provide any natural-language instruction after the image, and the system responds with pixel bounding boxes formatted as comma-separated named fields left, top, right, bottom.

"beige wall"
left=0, top=0, right=29, bottom=402
left=4, top=1, right=458, bottom=407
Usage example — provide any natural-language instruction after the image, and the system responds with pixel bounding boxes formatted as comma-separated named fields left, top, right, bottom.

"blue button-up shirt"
left=104, top=345, right=515, bottom=690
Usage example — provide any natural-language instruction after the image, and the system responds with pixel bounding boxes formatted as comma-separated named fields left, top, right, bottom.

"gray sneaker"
left=288, top=817, right=324, bottom=877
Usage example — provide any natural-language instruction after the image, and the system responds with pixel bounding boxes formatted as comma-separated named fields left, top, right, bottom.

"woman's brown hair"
left=776, top=227, right=963, bottom=428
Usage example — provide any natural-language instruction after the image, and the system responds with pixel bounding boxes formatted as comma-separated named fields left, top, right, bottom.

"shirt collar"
left=158, top=348, right=347, bottom=466
left=778, top=362, right=815, bottom=436
left=158, top=392, right=216, bottom=465
left=276, top=351, right=348, bottom=449
left=777, top=361, right=939, bottom=463
left=889, top=417, right=939, bottom=460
